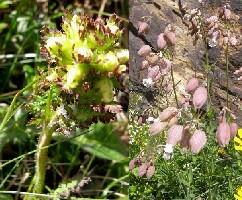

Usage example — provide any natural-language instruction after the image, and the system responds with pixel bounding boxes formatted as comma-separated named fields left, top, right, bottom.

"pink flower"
left=185, top=78, right=199, bottom=93
left=146, top=165, right=155, bottom=179
left=224, top=8, right=231, bottom=20
left=141, top=60, right=149, bottom=69
left=129, top=159, right=137, bottom=170
left=138, top=163, right=148, bottom=177
left=157, top=33, right=167, bottom=50
left=166, top=125, right=184, bottom=146
left=192, top=87, right=208, bottom=108
left=229, top=36, right=237, bottom=46
left=189, top=130, right=207, bottom=154
left=216, top=122, right=231, bottom=147
left=150, top=121, right=168, bottom=136
left=138, top=45, right=151, bottom=57
left=138, top=22, right=150, bottom=35
left=159, top=107, right=177, bottom=122
left=230, top=123, right=238, bottom=139
left=148, top=65, right=160, bottom=80
left=164, top=27, right=176, bottom=45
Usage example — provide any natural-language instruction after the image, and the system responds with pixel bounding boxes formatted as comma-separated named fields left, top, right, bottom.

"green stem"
left=202, top=151, right=212, bottom=200
left=170, top=65, right=179, bottom=108
left=225, top=43, right=229, bottom=108
left=24, top=89, right=53, bottom=199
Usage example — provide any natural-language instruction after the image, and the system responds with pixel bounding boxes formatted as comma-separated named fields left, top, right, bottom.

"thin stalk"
left=225, top=43, right=229, bottom=107
left=25, top=90, right=53, bottom=198
left=170, top=65, right=179, bottom=108
left=202, top=151, right=212, bottom=200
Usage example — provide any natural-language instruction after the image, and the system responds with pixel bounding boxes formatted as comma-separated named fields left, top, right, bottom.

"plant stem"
left=170, top=65, right=179, bottom=108
left=225, top=43, right=229, bottom=108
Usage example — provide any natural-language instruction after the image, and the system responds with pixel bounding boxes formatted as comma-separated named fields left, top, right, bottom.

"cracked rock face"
left=129, top=0, right=242, bottom=125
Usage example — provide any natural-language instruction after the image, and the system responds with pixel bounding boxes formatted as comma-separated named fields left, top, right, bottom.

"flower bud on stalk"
left=185, top=78, right=199, bottom=93
left=138, top=163, right=148, bottom=177
left=157, top=33, right=167, bottom=50
left=230, top=123, right=238, bottom=139
left=129, top=159, right=137, bottom=171
left=138, top=45, right=152, bottom=57
left=189, top=130, right=207, bottom=154
left=192, top=87, right=207, bottom=109
left=138, top=22, right=150, bottom=35
left=216, top=122, right=231, bottom=147
left=146, top=165, right=155, bottom=179
left=166, top=125, right=184, bottom=146
left=150, top=121, right=168, bottom=136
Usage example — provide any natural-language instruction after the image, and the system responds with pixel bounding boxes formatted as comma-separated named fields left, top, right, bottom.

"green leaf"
left=75, top=122, right=128, bottom=161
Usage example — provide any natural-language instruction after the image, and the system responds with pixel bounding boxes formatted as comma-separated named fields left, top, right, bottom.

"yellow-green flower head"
left=94, top=78, right=114, bottom=103
left=234, top=186, right=242, bottom=200
left=64, top=63, right=89, bottom=89
left=95, top=52, right=119, bottom=72
left=234, top=129, right=242, bottom=151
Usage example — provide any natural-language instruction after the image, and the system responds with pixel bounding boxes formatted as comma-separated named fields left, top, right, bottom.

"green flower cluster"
left=41, top=11, right=128, bottom=103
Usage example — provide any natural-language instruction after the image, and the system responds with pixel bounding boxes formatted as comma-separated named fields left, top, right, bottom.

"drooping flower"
left=234, top=129, right=242, bottom=151
left=138, top=163, right=148, bottom=177
left=166, top=125, right=184, bottom=147
left=138, top=45, right=152, bottom=57
left=192, top=87, right=208, bottom=109
left=138, top=22, right=150, bottom=35
left=146, top=165, right=155, bottom=179
left=189, top=130, right=207, bottom=154
left=230, top=123, right=238, bottom=139
left=185, top=77, right=199, bottom=93
left=157, top=33, right=167, bottom=50
left=149, top=121, right=168, bottom=136
left=216, top=122, right=231, bottom=147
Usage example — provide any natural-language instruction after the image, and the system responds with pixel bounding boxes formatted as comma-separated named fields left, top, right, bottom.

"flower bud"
left=96, top=52, right=119, bottom=71
left=138, top=163, right=148, bottom=177
left=150, top=121, right=168, bottom=136
left=115, top=49, right=129, bottom=64
left=129, top=159, right=137, bottom=171
left=167, top=116, right=178, bottom=127
left=146, top=165, right=155, bottom=179
left=164, top=27, right=176, bottom=45
left=216, top=122, right=231, bottom=147
left=141, top=60, right=149, bottom=69
left=147, top=55, right=159, bottom=65
left=189, top=130, right=207, bottom=154
left=157, top=33, right=167, bottom=50
left=166, top=125, right=184, bottom=146
left=230, top=123, right=238, bottom=139
left=185, top=78, right=199, bottom=93
left=138, top=45, right=152, bottom=57
left=224, top=8, right=231, bottom=20
left=229, top=37, right=237, bottom=46
left=94, top=78, right=114, bottom=103
left=166, top=125, right=183, bottom=147
left=65, top=64, right=89, bottom=89
left=138, top=22, right=150, bottom=35
left=192, top=87, right=207, bottom=108
left=159, top=107, right=178, bottom=122
left=148, top=66, right=160, bottom=80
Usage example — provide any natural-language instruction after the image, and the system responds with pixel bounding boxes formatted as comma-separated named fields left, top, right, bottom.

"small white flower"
left=142, top=78, right=154, bottom=88
left=208, top=37, right=217, bottom=47
left=147, top=116, right=155, bottom=122
left=164, top=143, right=173, bottom=153
left=154, top=118, right=160, bottom=123
left=163, top=152, right=173, bottom=160
left=56, top=104, right=68, bottom=119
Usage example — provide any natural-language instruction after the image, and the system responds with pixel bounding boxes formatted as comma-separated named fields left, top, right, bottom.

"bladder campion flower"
left=234, top=129, right=242, bottom=151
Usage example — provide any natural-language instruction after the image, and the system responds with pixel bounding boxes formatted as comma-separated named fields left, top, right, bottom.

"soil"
left=129, top=0, right=242, bottom=126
